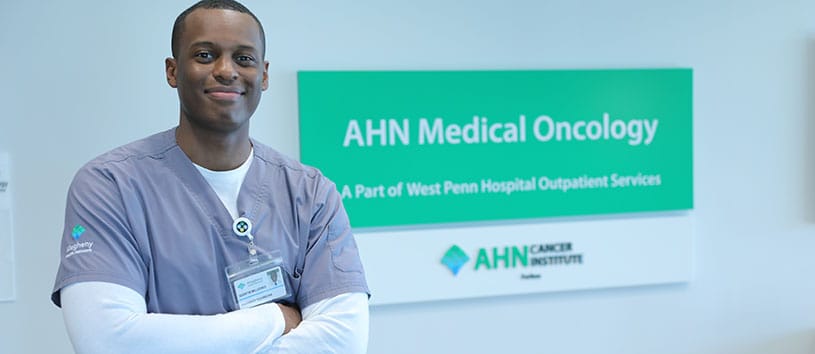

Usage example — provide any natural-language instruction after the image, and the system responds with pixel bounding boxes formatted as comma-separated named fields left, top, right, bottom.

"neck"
left=176, top=120, right=252, bottom=171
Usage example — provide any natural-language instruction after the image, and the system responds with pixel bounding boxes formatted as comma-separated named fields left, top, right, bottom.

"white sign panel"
left=0, top=152, right=15, bottom=301
left=355, top=213, right=692, bottom=305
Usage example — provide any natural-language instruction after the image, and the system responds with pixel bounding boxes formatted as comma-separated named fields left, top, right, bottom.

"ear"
left=165, top=57, right=178, bottom=88
left=261, top=60, right=269, bottom=91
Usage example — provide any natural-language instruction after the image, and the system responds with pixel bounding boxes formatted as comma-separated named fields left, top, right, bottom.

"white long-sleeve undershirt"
left=61, top=281, right=369, bottom=354
left=263, top=287, right=369, bottom=353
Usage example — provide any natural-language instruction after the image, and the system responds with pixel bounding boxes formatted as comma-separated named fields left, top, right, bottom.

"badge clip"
left=233, top=216, right=258, bottom=263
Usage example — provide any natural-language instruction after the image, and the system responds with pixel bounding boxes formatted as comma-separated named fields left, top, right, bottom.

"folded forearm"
left=264, top=292, right=370, bottom=354
left=61, top=282, right=285, bottom=354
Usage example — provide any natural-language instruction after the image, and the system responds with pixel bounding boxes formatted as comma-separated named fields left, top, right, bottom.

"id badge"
left=225, top=250, right=289, bottom=309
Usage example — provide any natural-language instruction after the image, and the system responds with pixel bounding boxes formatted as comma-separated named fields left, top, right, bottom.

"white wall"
left=1, top=1, right=814, bottom=353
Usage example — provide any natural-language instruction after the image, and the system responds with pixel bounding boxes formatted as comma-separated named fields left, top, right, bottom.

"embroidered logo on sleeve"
left=71, top=225, right=86, bottom=240
left=65, top=224, right=94, bottom=259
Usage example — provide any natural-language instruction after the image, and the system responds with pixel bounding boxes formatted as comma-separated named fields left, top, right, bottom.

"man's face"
left=165, top=9, right=268, bottom=133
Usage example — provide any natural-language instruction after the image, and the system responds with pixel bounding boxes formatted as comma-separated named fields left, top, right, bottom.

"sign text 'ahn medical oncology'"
left=342, top=113, right=658, bottom=147
left=299, top=69, right=692, bottom=228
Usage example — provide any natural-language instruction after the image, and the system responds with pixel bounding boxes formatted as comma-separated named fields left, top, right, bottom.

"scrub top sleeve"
left=52, top=165, right=148, bottom=307
left=297, top=177, right=369, bottom=308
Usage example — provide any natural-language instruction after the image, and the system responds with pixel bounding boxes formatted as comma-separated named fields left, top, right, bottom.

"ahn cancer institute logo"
left=441, top=245, right=470, bottom=276
left=441, top=242, right=584, bottom=277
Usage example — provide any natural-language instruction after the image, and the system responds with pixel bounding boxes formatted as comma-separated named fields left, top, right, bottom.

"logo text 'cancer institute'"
left=441, top=245, right=470, bottom=276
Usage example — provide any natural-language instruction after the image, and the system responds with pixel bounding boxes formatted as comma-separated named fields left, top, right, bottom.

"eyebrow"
left=189, top=41, right=259, bottom=53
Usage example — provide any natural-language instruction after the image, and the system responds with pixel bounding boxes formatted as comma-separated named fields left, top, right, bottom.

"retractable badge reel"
left=233, top=217, right=258, bottom=260
left=225, top=217, right=289, bottom=309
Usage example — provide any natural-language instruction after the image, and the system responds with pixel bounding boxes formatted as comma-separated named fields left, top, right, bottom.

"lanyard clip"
left=233, top=217, right=258, bottom=262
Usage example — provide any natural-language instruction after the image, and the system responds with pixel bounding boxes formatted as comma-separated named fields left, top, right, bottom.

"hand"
left=277, top=303, right=302, bottom=334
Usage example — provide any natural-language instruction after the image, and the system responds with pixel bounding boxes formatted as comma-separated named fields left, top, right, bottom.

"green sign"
left=299, top=69, right=693, bottom=228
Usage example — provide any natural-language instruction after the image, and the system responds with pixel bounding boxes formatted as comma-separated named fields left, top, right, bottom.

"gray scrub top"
left=52, top=128, right=369, bottom=315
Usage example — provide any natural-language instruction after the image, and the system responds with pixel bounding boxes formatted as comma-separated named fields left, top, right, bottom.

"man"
left=51, top=1, right=370, bottom=353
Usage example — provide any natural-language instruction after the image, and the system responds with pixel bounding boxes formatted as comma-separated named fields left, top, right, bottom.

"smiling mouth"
left=205, top=89, right=244, bottom=101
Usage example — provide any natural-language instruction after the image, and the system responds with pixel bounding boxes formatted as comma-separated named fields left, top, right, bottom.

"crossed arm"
left=61, top=281, right=369, bottom=354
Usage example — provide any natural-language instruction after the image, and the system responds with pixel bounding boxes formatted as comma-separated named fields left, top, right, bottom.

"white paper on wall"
left=0, top=152, right=15, bottom=302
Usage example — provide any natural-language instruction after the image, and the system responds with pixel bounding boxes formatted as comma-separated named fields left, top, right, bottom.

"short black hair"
left=171, top=0, right=266, bottom=58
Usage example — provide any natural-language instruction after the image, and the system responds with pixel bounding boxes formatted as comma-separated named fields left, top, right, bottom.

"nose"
left=213, top=56, right=238, bottom=83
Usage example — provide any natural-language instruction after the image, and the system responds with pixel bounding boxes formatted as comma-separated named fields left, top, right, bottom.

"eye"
left=236, top=55, right=256, bottom=65
left=194, top=51, right=214, bottom=62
